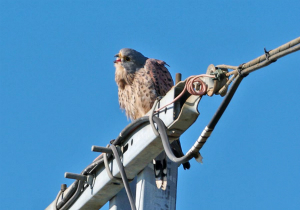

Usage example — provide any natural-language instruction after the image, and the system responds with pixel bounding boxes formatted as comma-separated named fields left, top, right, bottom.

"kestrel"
left=114, top=48, right=190, bottom=189
left=114, top=48, right=173, bottom=120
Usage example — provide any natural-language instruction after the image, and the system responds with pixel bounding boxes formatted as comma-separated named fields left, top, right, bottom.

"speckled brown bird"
left=114, top=48, right=173, bottom=120
left=114, top=48, right=190, bottom=190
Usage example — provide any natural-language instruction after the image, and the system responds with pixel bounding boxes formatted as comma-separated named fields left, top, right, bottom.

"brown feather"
left=115, top=58, right=173, bottom=120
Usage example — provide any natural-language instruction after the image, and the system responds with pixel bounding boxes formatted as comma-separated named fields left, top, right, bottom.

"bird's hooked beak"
left=114, top=53, right=121, bottom=63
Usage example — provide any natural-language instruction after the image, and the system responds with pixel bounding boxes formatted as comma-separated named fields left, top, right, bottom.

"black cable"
left=207, top=75, right=243, bottom=129
left=110, top=144, right=136, bottom=210
left=102, top=144, right=122, bottom=184
left=152, top=75, right=244, bottom=164
left=152, top=116, right=192, bottom=164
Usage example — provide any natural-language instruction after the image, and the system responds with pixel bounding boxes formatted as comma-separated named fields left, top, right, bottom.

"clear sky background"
left=1, top=1, right=300, bottom=210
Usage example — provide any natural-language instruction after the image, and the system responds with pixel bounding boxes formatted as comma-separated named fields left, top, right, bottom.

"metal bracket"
left=46, top=81, right=200, bottom=210
left=91, top=146, right=113, bottom=154
left=65, top=173, right=94, bottom=188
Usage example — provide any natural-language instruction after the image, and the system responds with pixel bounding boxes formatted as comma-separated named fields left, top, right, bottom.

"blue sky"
left=1, top=1, right=300, bottom=209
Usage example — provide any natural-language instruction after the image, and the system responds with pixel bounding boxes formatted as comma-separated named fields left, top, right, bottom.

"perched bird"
left=114, top=48, right=190, bottom=190
left=114, top=48, right=173, bottom=120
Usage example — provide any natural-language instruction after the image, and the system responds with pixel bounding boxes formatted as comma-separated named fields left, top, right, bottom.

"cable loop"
left=149, top=98, right=160, bottom=136
left=186, top=75, right=207, bottom=95
left=155, top=74, right=214, bottom=113
left=103, top=144, right=122, bottom=183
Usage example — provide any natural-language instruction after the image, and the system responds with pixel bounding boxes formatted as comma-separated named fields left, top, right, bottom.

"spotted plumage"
left=114, top=48, right=173, bottom=120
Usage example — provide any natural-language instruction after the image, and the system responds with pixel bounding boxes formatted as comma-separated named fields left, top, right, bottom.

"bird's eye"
left=124, top=56, right=131, bottom=61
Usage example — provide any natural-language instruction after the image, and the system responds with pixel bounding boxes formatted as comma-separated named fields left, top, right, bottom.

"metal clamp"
left=237, top=63, right=248, bottom=78
left=264, top=47, right=277, bottom=63
left=206, top=64, right=229, bottom=96
left=212, top=69, right=226, bottom=81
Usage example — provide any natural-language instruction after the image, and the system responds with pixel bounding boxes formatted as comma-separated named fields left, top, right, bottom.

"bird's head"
left=114, top=48, right=148, bottom=73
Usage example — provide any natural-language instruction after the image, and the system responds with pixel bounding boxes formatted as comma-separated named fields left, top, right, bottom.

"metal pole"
left=109, top=179, right=137, bottom=210
left=108, top=148, right=179, bottom=210
left=175, top=73, right=182, bottom=84
left=135, top=161, right=179, bottom=210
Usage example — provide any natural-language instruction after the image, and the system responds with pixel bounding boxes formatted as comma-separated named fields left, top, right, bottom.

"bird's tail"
left=153, top=152, right=167, bottom=190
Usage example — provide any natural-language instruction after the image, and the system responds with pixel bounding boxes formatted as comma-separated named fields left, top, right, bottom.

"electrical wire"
left=110, top=145, right=137, bottom=210
left=222, top=36, right=300, bottom=76
left=60, top=180, right=85, bottom=210
left=54, top=190, right=62, bottom=210
left=149, top=99, right=160, bottom=136
left=103, top=144, right=122, bottom=184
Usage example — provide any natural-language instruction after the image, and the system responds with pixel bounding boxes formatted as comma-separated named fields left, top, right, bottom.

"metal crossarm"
left=46, top=81, right=201, bottom=210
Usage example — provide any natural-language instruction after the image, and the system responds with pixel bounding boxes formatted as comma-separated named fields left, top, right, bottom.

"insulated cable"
left=54, top=190, right=62, bottom=210
left=103, top=144, right=122, bottom=184
left=220, top=36, right=300, bottom=77
left=110, top=144, right=136, bottom=210
left=149, top=99, right=160, bottom=136
left=60, top=180, right=85, bottom=210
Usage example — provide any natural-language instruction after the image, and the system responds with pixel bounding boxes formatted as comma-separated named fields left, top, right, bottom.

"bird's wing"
left=144, top=59, right=174, bottom=96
